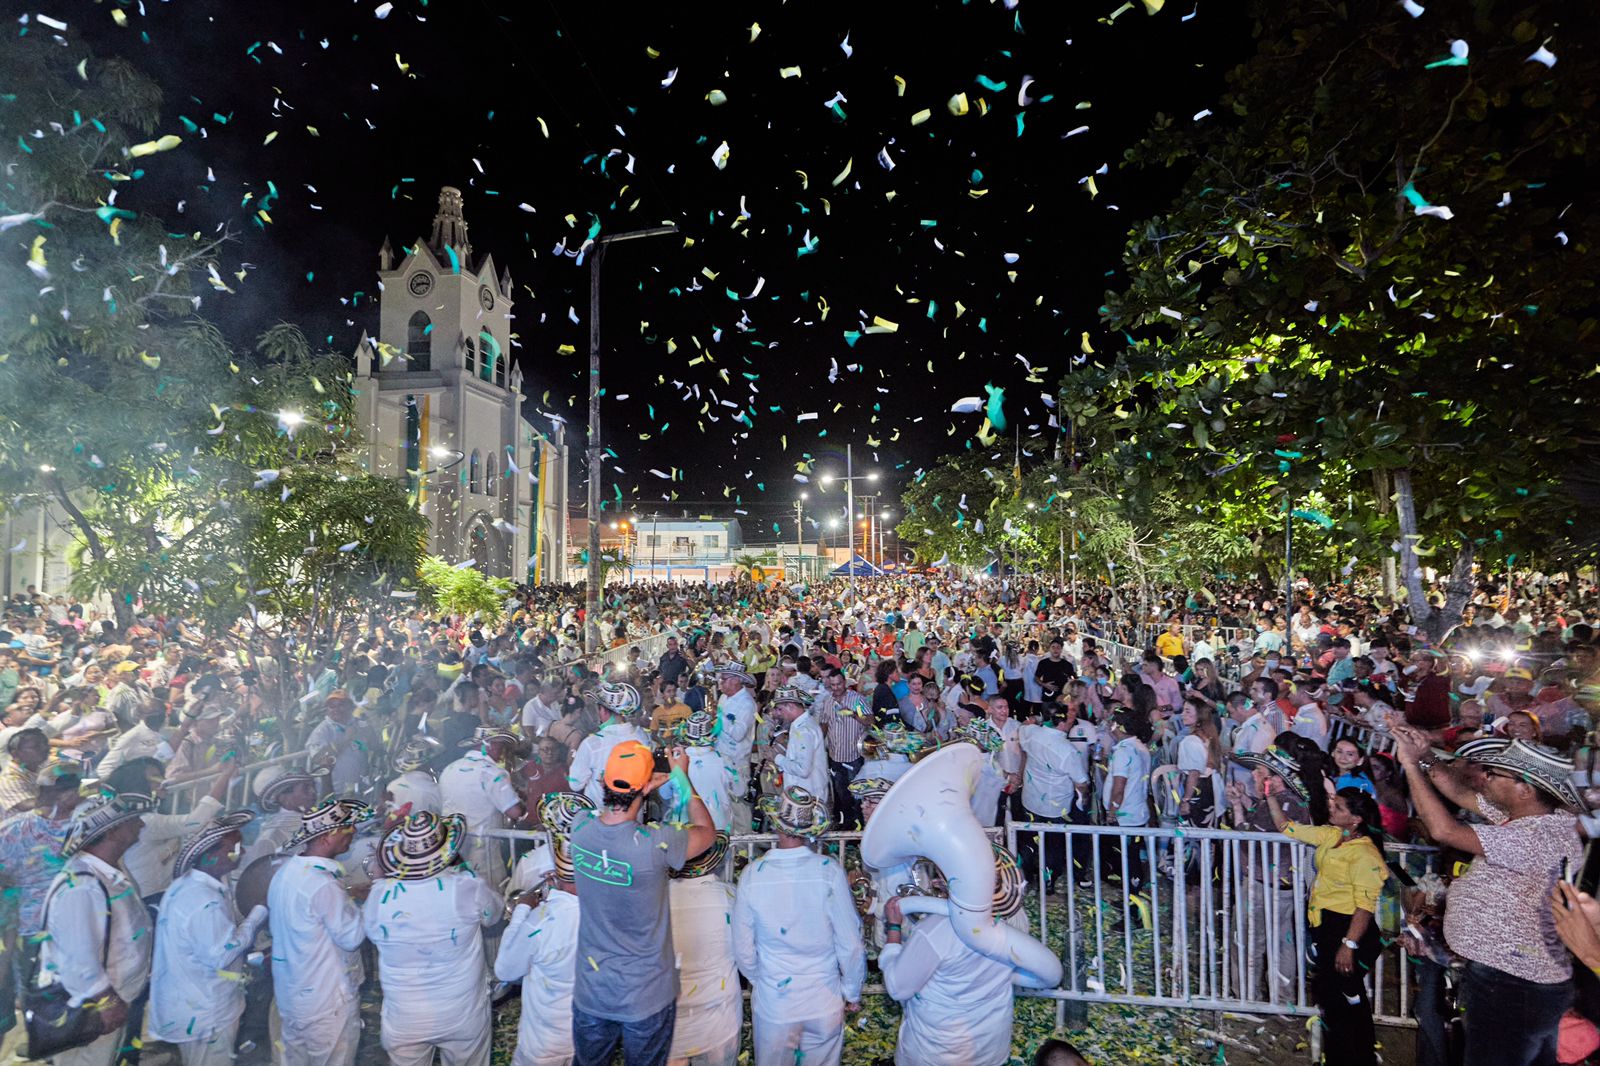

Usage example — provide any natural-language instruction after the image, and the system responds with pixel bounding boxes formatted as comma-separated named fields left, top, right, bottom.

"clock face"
left=478, top=285, right=495, bottom=311
left=408, top=271, right=434, bottom=297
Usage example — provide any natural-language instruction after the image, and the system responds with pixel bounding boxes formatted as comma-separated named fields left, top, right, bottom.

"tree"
left=0, top=28, right=241, bottom=627
left=1080, top=0, right=1600, bottom=635
left=570, top=548, right=631, bottom=587
left=420, top=556, right=514, bottom=624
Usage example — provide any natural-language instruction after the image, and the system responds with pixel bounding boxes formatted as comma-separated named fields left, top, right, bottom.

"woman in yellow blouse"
left=1265, top=778, right=1389, bottom=1066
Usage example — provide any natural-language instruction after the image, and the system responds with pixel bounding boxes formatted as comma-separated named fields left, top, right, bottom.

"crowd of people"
left=1, top=571, right=1599, bottom=1066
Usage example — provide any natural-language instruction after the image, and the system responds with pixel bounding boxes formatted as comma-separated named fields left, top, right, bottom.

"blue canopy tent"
left=830, top=553, right=886, bottom=577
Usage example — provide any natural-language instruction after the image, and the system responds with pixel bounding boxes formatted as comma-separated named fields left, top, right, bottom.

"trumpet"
left=505, top=875, right=552, bottom=920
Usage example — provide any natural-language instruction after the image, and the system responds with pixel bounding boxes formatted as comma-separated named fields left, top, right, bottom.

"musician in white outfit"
left=267, top=798, right=374, bottom=1066
left=241, top=768, right=320, bottom=871
left=384, top=737, right=444, bottom=817
left=150, top=812, right=269, bottom=1066
left=566, top=683, right=654, bottom=806
left=362, top=811, right=503, bottom=1066
left=667, top=835, right=741, bottom=1066
left=769, top=686, right=830, bottom=820
left=734, top=787, right=866, bottom=1066
left=495, top=792, right=589, bottom=1066
left=439, top=727, right=528, bottom=890
left=712, top=668, right=758, bottom=828
left=879, top=846, right=1032, bottom=1066
left=677, top=711, right=735, bottom=831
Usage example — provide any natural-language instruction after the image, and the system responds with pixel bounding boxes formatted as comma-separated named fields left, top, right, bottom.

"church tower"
left=354, top=187, right=568, bottom=581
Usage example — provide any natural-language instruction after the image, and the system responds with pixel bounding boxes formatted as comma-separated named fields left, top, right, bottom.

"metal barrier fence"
left=160, top=749, right=316, bottom=816
left=574, top=627, right=682, bottom=674
left=1327, top=716, right=1397, bottom=756
left=1004, top=822, right=1441, bottom=1028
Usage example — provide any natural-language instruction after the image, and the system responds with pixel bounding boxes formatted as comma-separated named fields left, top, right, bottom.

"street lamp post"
left=794, top=494, right=806, bottom=580
left=585, top=224, right=678, bottom=652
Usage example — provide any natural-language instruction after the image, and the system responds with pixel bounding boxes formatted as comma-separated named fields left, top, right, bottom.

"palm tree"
left=732, top=550, right=779, bottom=578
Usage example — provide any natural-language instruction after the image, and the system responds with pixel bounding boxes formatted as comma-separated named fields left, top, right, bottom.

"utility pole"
left=846, top=443, right=856, bottom=604
left=794, top=494, right=806, bottom=581
left=584, top=224, right=677, bottom=652
left=1284, top=501, right=1294, bottom=620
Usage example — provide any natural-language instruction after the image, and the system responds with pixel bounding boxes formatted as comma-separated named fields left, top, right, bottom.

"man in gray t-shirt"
left=569, top=738, right=717, bottom=1065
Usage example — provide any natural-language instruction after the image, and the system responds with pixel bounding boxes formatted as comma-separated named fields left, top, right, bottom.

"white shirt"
left=385, top=770, right=442, bottom=816
left=124, top=795, right=223, bottom=899
left=96, top=720, right=174, bottom=779
left=149, top=869, right=268, bottom=1042
left=880, top=914, right=1016, bottom=1066
left=668, top=875, right=742, bottom=1060
left=40, top=852, right=153, bottom=1006
left=267, top=855, right=366, bottom=1027
left=566, top=720, right=653, bottom=806
left=733, top=846, right=866, bottom=1023
left=684, top=746, right=735, bottom=830
left=240, top=807, right=301, bottom=872
left=305, top=717, right=373, bottom=795
left=1105, top=737, right=1152, bottom=826
left=1017, top=724, right=1089, bottom=819
left=441, top=749, right=523, bottom=833
left=855, top=753, right=912, bottom=785
left=495, top=893, right=579, bottom=1066
left=362, top=868, right=502, bottom=1042
left=774, top=710, right=830, bottom=810
left=1230, top=711, right=1276, bottom=794
left=520, top=695, right=560, bottom=737
left=1021, top=655, right=1043, bottom=704
left=714, top=687, right=758, bottom=772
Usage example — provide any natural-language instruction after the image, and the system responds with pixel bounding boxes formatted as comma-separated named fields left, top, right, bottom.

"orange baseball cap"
left=604, top=740, right=655, bottom=793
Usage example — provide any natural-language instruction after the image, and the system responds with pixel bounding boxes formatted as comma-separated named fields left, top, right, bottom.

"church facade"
left=352, top=187, right=569, bottom=582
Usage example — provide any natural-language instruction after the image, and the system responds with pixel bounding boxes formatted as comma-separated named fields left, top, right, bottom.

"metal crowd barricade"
left=1327, top=716, right=1397, bottom=756
left=574, top=628, right=682, bottom=675
left=1003, top=821, right=1439, bottom=1032
left=158, top=749, right=316, bottom=816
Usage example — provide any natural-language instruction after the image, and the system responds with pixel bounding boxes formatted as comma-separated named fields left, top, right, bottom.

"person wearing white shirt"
left=103, top=756, right=232, bottom=900
left=495, top=871, right=580, bottom=1066
left=1016, top=712, right=1092, bottom=890
left=267, top=798, right=372, bottom=1066
left=440, top=730, right=529, bottom=891
left=1227, top=694, right=1277, bottom=799
left=678, top=711, right=735, bottom=831
left=363, top=812, right=504, bottom=1066
left=1102, top=710, right=1154, bottom=889
left=712, top=669, right=758, bottom=789
left=879, top=897, right=1019, bottom=1066
left=667, top=841, right=742, bottom=1066
left=304, top=692, right=376, bottom=796
left=567, top=691, right=654, bottom=806
left=95, top=705, right=174, bottom=780
left=520, top=679, right=564, bottom=737
left=971, top=700, right=1021, bottom=828
left=240, top=769, right=320, bottom=873
left=770, top=687, right=830, bottom=819
left=733, top=787, right=866, bottom=1066
left=38, top=793, right=155, bottom=1066
left=150, top=813, right=269, bottom=1066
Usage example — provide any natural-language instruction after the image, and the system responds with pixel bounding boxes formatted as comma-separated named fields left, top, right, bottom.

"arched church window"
left=485, top=454, right=498, bottom=496
left=406, top=312, right=432, bottom=371
left=464, top=337, right=477, bottom=375
left=469, top=450, right=481, bottom=494
left=479, top=331, right=500, bottom=385
left=494, top=353, right=506, bottom=387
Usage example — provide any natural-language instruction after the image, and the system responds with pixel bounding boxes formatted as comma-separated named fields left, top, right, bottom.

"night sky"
left=72, top=0, right=1252, bottom=539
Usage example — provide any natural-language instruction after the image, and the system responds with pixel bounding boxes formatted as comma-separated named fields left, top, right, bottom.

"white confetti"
left=374, top=2, right=393, bottom=17
left=1401, top=0, right=1424, bottom=16
left=1528, top=45, right=1557, bottom=68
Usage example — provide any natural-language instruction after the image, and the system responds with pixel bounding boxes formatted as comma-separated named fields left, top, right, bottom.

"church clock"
left=478, top=284, right=496, bottom=311
left=407, top=271, right=434, bottom=297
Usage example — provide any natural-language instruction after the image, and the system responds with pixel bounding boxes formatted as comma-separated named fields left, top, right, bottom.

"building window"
left=404, top=396, right=420, bottom=493
left=406, top=312, right=432, bottom=371
left=485, top=454, right=498, bottom=496
left=703, top=534, right=720, bottom=548
left=464, top=337, right=477, bottom=374
left=646, top=535, right=661, bottom=548
left=672, top=536, right=693, bottom=553
left=480, top=331, right=500, bottom=384
left=469, top=450, right=481, bottom=494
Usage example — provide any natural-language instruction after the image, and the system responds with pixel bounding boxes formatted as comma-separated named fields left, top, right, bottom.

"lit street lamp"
left=815, top=443, right=878, bottom=602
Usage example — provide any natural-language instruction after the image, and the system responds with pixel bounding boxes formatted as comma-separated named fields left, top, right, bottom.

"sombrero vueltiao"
left=677, top=710, right=719, bottom=747
left=284, top=797, right=376, bottom=851
left=671, top=832, right=730, bottom=880
left=717, top=665, right=756, bottom=688
left=847, top=777, right=893, bottom=805
left=1456, top=738, right=1583, bottom=811
left=375, top=811, right=468, bottom=881
left=63, top=793, right=156, bottom=856
left=538, top=791, right=596, bottom=882
left=867, top=720, right=924, bottom=757
left=772, top=685, right=815, bottom=709
left=394, top=735, right=441, bottom=773
left=460, top=726, right=521, bottom=750
left=255, top=765, right=318, bottom=811
left=1228, top=747, right=1311, bottom=803
left=760, top=785, right=831, bottom=839
left=172, top=811, right=256, bottom=879
left=593, top=681, right=641, bottom=715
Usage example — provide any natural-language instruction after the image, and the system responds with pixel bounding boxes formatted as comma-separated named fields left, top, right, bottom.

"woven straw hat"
left=172, top=811, right=255, bottom=879
left=375, top=811, right=468, bottom=880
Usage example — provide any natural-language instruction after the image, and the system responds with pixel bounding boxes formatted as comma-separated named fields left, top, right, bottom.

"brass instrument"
left=843, top=850, right=875, bottom=917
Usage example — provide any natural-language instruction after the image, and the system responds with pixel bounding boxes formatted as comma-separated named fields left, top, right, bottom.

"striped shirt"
left=815, top=689, right=872, bottom=764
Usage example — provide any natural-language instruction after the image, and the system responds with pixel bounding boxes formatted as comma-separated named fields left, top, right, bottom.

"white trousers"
left=751, top=1014, right=843, bottom=1066
left=278, top=1007, right=360, bottom=1066
left=667, top=1037, right=739, bottom=1066
left=176, top=1019, right=241, bottom=1066
left=381, top=1003, right=491, bottom=1066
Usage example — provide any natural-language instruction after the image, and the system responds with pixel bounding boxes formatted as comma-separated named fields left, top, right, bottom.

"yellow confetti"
left=110, top=9, right=128, bottom=26
left=780, top=66, right=802, bottom=79
left=138, top=352, right=160, bottom=369
left=831, top=157, right=853, bottom=187
left=749, top=22, right=761, bottom=42
left=128, top=135, right=182, bottom=158
left=263, top=131, right=278, bottom=147
left=536, top=116, right=549, bottom=138
left=947, top=93, right=969, bottom=116
left=646, top=46, right=661, bottom=58
left=910, top=108, right=932, bottom=126
left=1142, top=0, right=1166, bottom=11
left=556, top=344, right=576, bottom=355
left=893, top=74, right=906, bottom=97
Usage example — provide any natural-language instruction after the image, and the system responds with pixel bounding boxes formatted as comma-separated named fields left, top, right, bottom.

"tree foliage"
left=1069, top=0, right=1599, bottom=633
left=420, top=556, right=514, bottom=624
